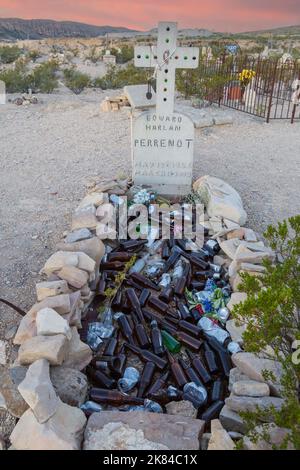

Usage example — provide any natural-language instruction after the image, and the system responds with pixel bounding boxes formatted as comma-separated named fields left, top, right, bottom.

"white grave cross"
left=132, top=22, right=199, bottom=195
left=134, top=22, right=199, bottom=114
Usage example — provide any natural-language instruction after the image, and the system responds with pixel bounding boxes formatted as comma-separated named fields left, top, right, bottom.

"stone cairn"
left=1, top=175, right=285, bottom=451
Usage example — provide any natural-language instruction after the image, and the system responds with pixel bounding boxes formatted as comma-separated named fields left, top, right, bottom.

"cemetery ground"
left=0, top=88, right=299, bottom=439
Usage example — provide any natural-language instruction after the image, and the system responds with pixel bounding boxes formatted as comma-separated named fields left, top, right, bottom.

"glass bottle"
left=137, top=362, right=156, bottom=398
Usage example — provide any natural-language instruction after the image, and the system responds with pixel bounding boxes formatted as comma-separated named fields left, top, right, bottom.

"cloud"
left=0, top=0, right=299, bottom=32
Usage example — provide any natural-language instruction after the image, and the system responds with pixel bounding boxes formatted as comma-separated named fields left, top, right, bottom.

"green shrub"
left=28, top=60, right=59, bottom=93
left=63, top=68, right=91, bottom=94
left=0, top=45, right=22, bottom=64
left=85, top=46, right=101, bottom=63
left=28, top=50, right=41, bottom=62
left=94, top=63, right=149, bottom=90
left=0, top=64, right=29, bottom=93
left=233, top=216, right=300, bottom=449
left=113, top=45, right=134, bottom=64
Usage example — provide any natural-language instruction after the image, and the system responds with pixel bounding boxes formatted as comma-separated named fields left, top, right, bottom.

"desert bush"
left=232, top=216, right=300, bottom=449
left=0, top=45, right=22, bottom=64
left=0, top=63, right=29, bottom=93
left=28, top=60, right=59, bottom=93
left=176, top=58, right=229, bottom=100
left=114, top=45, right=134, bottom=64
left=86, top=45, right=101, bottom=63
left=63, top=68, right=91, bottom=94
left=27, top=50, right=41, bottom=62
left=94, top=63, right=149, bottom=90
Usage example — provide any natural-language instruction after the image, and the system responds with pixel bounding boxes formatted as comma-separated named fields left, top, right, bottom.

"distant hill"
left=236, top=25, right=300, bottom=37
left=0, top=18, right=138, bottom=40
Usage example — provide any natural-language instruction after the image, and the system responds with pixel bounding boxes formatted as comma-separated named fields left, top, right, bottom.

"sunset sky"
left=0, top=0, right=299, bottom=32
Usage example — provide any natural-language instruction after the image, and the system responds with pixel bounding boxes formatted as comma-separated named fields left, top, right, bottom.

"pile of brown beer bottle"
left=81, top=234, right=233, bottom=426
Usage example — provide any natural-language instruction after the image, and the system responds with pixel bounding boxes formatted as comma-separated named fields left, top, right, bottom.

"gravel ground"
left=0, top=89, right=299, bottom=441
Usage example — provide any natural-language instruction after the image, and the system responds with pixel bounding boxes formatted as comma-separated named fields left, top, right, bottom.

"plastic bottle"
left=198, top=317, right=230, bottom=345
left=117, top=367, right=140, bottom=393
left=183, top=382, right=208, bottom=409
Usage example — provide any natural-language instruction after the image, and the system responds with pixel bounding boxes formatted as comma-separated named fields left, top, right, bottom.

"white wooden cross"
left=134, top=22, right=199, bottom=114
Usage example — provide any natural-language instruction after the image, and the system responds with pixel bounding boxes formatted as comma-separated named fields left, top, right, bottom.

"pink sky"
left=0, top=0, right=299, bottom=32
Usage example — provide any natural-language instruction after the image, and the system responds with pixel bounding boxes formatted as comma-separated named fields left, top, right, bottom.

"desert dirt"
left=0, top=89, right=299, bottom=439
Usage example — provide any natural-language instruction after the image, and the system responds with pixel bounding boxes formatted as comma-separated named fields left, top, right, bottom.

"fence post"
left=291, top=104, right=297, bottom=124
left=266, top=60, right=278, bottom=123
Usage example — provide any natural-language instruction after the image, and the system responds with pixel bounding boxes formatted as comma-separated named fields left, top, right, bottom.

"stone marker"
left=232, top=380, right=270, bottom=397
left=18, top=335, right=68, bottom=366
left=208, top=419, right=235, bottom=450
left=124, top=84, right=156, bottom=109
left=84, top=411, right=204, bottom=450
left=10, top=402, right=86, bottom=450
left=219, top=405, right=247, bottom=434
left=50, top=367, right=88, bottom=407
left=132, top=22, right=199, bottom=195
left=18, top=359, right=59, bottom=424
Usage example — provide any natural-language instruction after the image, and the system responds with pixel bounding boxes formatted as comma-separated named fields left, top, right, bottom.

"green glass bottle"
left=161, top=330, right=181, bottom=354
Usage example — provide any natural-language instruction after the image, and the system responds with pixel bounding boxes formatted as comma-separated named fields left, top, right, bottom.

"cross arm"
left=134, top=46, right=158, bottom=68
left=173, top=47, right=199, bottom=69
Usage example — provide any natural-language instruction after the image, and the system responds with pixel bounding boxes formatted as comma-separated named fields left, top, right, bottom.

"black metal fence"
left=186, top=57, right=300, bottom=123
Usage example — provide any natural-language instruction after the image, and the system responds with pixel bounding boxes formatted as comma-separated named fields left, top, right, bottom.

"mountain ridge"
left=0, top=18, right=139, bottom=40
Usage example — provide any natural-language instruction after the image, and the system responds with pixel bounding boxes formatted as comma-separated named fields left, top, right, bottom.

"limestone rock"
left=244, top=228, right=258, bottom=242
left=166, top=400, right=197, bottom=419
left=14, top=295, right=71, bottom=345
left=240, top=262, right=266, bottom=273
left=229, top=367, right=250, bottom=391
left=226, top=319, right=246, bottom=345
left=77, top=192, right=104, bottom=209
left=63, top=291, right=82, bottom=328
left=18, top=335, right=68, bottom=366
left=57, top=266, right=89, bottom=289
left=0, top=340, right=7, bottom=365
left=232, top=352, right=283, bottom=396
left=71, top=212, right=98, bottom=231
left=96, top=203, right=115, bottom=221
left=36, top=308, right=72, bottom=340
left=96, top=223, right=117, bottom=240
left=213, top=255, right=228, bottom=267
left=219, top=405, right=247, bottom=434
left=75, top=203, right=96, bottom=216
left=18, top=359, right=59, bottom=423
left=243, top=425, right=293, bottom=450
left=227, top=229, right=245, bottom=240
left=76, top=252, right=96, bottom=273
left=42, top=252, right=79, bottom=276
left=84, top=411, right=204, bottom=450
left=63, top=328, right=92, bottom=371
left=227, top=292, right=248, bottom=312
left=208, top=419, right=235, bottom=450
left=232, top=380, right=270, bottom=397
left=225, top=394, right=284, bottom=417
left=235, top=244, right=274, bottom=265
left=193, top=176, right=247, bottom=225
left=65, top=229, right=93, bottom=244
left=36, top=280, right=69, bottom=302
left=10, top=402, right=86, bottom=450
left=0, top=365, right=28, bottom=418
left=85, top=422, right=169, bottom=451
left=220, top=238, right=242, bottom=260
left=57, top=237, right=105, bottom=265
left=50, top=366, right=88, bottom=407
